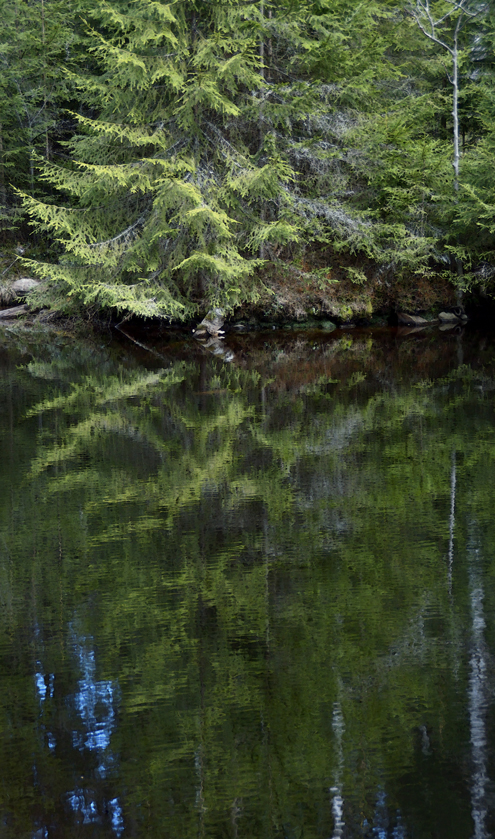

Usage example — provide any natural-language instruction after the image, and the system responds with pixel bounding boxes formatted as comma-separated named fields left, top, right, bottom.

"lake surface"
left=0, top=321, right=495, bottom=838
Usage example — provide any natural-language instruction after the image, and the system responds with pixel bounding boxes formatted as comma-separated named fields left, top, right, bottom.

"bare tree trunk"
left=0, top=122, right=6, bottom=215
left=407, top=1, right=470, bottom=190
left=259, top=1, right=266, bottom=260
left=41, top=0, right=50, bottom=160
left=452, top=30, right=460, bottom=195
left=259, top=0, right=265, bottom=148
left=452, top=16, right=465, bottom=293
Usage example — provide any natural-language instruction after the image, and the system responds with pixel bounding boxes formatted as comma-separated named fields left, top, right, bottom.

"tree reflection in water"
left=0, top=324, right=494, bottom=837
left=468, top=535, right=490, bottom=839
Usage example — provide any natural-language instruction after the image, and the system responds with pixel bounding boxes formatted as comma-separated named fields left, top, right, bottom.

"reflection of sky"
left=362, top=789, right=406, bottom=839
left=72, top=643, right=116, bottom=753
left=68, top=632, right=123, bottom=834
left=35, top=669, right=54, bottom=704
left=34, top=627, right=124, bottom=836
left=330, top=698, right=407, bottom=839
left=35, top=666, right=55, bottom=750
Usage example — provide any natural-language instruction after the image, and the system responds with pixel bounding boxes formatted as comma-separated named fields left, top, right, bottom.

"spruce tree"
left=22, top=0, right=415, bottom=319
left=21, top=0, right=323, bottom=318
left=7, top=0, right=495, bottom=308
left=0, top=0, right=79, bottom=224
left=338, top=0, right=495, bottom=286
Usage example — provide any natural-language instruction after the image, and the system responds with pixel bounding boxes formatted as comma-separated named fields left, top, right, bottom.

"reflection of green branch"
left=25, top=366, right=187, bottom=418
left=29, top=376, right=257, bottom=544
left=28, top=411, right=169, bottom=479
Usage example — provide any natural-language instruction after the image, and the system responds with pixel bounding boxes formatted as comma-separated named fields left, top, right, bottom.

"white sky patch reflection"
left=66, top=629, right=124, bottom=836
left=72, top=643, right=116, bottom=753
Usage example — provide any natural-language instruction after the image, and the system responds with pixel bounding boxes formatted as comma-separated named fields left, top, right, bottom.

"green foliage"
left=4, top=0, right=495, bottom=310
left=21, top=0, right=320, bottom=318
left=19, top=0, right=430, bottom=317
left=0, top=0, right=86, bottom=223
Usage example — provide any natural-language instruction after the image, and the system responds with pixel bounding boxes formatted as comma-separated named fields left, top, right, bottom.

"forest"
left=1, top=0, right=495, bottom=321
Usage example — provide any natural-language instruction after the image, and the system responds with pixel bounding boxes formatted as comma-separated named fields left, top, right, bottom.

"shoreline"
left=0, top=251, right=491, bottom=332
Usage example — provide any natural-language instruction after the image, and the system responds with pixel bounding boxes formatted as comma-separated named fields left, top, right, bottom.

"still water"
left=0, top=321, right=494, bottom=838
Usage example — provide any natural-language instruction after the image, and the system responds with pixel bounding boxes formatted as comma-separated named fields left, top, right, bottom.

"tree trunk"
left=452, top=23, right=465, bottom=295
left=0, top=122, right=6, bottom=216
left=259, top=1, right=266, bottom=260
left=452, top=36, right=460, bottom=194
left=41, top=0, right=50, bottom=161
left=408, top=2, right=473, bottom=294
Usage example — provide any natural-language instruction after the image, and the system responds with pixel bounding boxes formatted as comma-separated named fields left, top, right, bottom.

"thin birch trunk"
left=0, top=122, right=6, bottom=215
left=408, top=1, right=486, bottom=291
left=452, top=16, right=464, bottom=291
left=259, top=1, right=266, bottom=259
left=41, top=0, right=50, bottom=160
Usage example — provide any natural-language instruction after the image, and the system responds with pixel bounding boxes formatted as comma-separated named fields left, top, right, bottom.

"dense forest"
left=1, top=0, right=495, bottom=320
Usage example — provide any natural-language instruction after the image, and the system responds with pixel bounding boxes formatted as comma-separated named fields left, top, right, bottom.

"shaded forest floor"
left=233, top=248, right=459, bottom=326
left=0, top=244, right=474, bottom=328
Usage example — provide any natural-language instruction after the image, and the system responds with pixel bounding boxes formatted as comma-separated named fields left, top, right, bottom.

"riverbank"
left=231, top=253, right=459, bottom=327
left=0, top=246, right=485, bottom=329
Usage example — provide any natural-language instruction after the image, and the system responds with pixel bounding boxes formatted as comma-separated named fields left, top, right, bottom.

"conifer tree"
left=19, top=0, right=495, bottom=312
left=337, top=0, right=495, bottom=285
left=21, top=0, right=323, bottom=318
left=21, top=0, right=413, bottom=319
left=0, top=0, right=79, bottom=224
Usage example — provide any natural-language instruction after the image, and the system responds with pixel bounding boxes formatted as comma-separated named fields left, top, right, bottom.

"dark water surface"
left=1, top=322, right=495, bottom=838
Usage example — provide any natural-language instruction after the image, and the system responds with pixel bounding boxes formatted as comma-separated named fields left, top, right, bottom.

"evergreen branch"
left=1, top=256, right=20, bottom=277
left=88, top=216, right=146, bottom=250
left=203, top=122, right=249, bottom=170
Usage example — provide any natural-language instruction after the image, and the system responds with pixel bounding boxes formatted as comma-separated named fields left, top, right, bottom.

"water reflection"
left=67, top=629, right=123, bottom=834
left=367, top=790, right=407, bottom=839
left=0, top=324, right=494, bottom=837
left=35, top=668, right=54, bottom=706
left=468, top=537, right=491, bottom=839
left=330, top=700, right=345, bottom=838
left=70, top=632, right=118, bottom=755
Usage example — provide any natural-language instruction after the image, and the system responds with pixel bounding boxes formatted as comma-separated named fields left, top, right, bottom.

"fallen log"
left=0, top=304, right=30, bottom=319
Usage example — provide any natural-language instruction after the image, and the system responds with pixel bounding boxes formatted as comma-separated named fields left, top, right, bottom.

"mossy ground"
left=236, top=249, right=458, bottom=325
